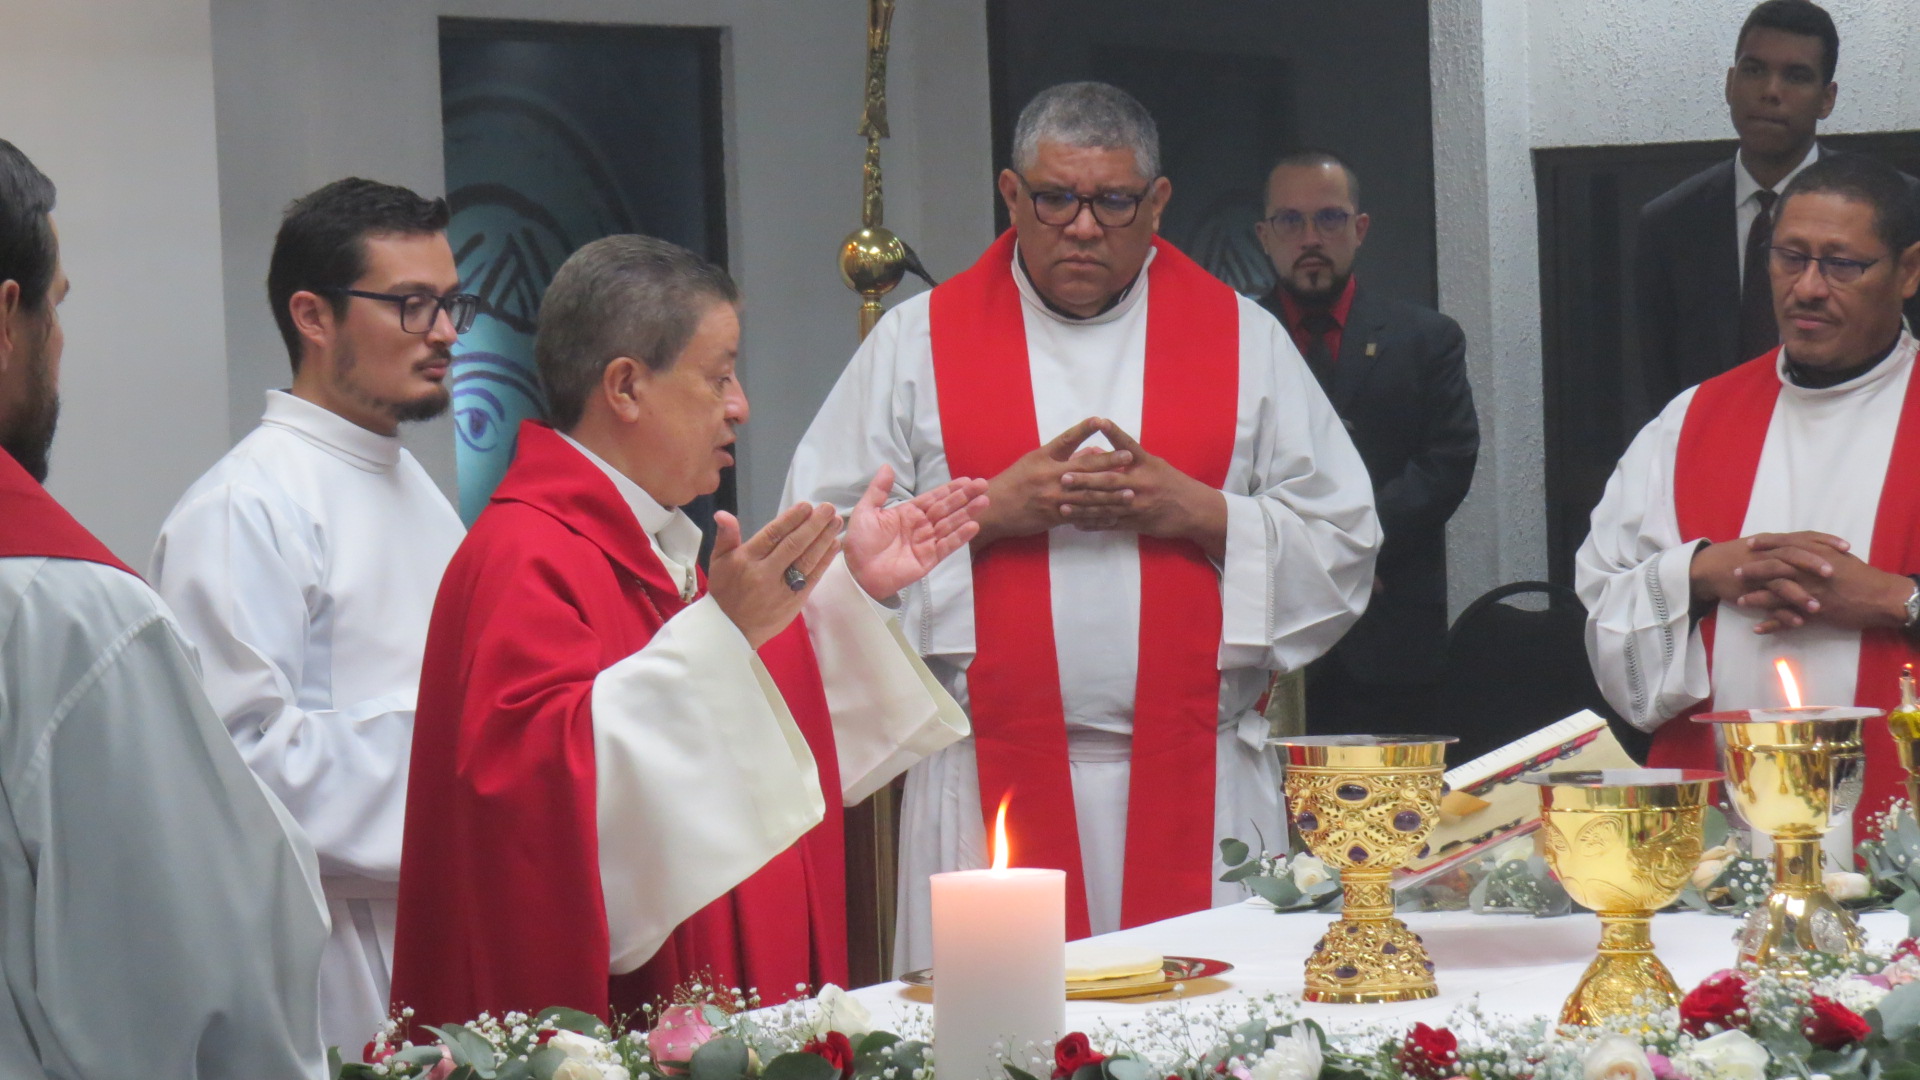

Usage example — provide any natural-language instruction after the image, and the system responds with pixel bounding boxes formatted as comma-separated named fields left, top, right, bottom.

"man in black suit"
left=1635, top=0, right=1920, bottom=415
left=1255, top=151, right=1479, bottom=738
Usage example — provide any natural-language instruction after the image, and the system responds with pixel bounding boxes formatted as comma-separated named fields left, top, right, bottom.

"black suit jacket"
left=1634, top=148, right=1920, bottom=416
left=1257, top=285, right=1480, bottom=684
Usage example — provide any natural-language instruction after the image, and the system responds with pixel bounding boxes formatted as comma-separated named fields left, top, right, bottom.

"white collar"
left=1777, top=328, right=1917, bottom=400
left=556, top=431, right=704, bottom=598
left=1735, top=141, right=1820, bottom=206
left=261, top=390, right=402, bottom=471
left=1011, top=243, right=1156, bottom=327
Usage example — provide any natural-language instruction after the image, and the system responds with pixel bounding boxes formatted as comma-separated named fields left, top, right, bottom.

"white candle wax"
left=931, top=867, right=1065, bottom=1080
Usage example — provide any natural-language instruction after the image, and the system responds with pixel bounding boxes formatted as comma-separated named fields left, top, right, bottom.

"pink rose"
left=425, top=1046, right=457, bottom=1080
left=648, top=1005, right=719, bottom=1073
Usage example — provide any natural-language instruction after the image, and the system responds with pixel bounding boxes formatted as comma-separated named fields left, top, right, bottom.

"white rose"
left=1248, top=1031, right=1323, bottom=1080
left=1824, top=871, right=1871, bottom=901
left=1288, top=855, right=1332, bottom=891
left=1683, top=1030, right=1769, bottom=1080
left=1691, top=858, right=1727, bottom=890
left=549, top=1030, right=631, bottom=1080
left=813, top=983, right=874, bottom=1039
left=1583, top=1034, right=1653, bottom=1080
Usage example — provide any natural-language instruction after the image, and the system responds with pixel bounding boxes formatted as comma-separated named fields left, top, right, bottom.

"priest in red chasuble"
left=1579, top=153, right=1920, bottom=826
left=389, top=236, right=985, bottom=1029
left=784, top=82, right=1382, bottom=970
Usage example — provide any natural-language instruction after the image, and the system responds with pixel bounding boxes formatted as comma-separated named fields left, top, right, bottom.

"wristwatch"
left=1905, top=575, right=1920, bottom=630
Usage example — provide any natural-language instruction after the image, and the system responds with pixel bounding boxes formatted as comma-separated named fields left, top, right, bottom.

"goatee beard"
left=1279, top=271, right=1350, bottom=308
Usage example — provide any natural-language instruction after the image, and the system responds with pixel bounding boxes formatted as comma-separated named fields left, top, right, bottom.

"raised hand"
left=708, top=502, right=841, bottom=648
left=970, top=417, right=1133, bottom=549
left=1060, top=420, right=1228, bottom=559
left=844, top=464, right=991, bottom=600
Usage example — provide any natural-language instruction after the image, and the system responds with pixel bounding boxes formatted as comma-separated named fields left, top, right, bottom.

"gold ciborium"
left=1694, top=707, right=1873, bottom=973
left=1888, top=667, right=1920, bottom=818
left=1271, top=735, right=1453, bottom=1003
left=1524, top=769, right=1720, bottom=1026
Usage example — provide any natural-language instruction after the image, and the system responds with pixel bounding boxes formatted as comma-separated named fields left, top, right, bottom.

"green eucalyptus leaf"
left=1103, top=1057, right=1150, bottom=1080
left=1070, top=1064, right=1103, bottom=1080
left=691, top=1036, right=754, bottom=1080
left=1702, top=805, right=1730, bottom=850
left=329, top=1046, right=346, bottom=1080
left=533, top=1007, right=607, bottom=1037
left=1877, top=981, right=1920, bottom=1041
left=1220, top=838, right=1251, bottom=866
left=1006, top=1067, right=1043, bottom=1080
left=395, top=1046, right=455, bottom=1067
left=493, top=1060, right=535, bottom=1080
left=528, top=1046, right=568, bottom=1080
left=1219, top=861, right=1262, bottom=884
left=765, top=1051, right=841, bottom=1080
left=856, top=1032, right=900, bottom=1056
left=1248, top=874, right=1303, bottom=910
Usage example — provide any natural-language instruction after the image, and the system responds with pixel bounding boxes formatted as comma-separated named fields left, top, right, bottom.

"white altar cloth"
left=849, top=902, right=1908, bottom=1032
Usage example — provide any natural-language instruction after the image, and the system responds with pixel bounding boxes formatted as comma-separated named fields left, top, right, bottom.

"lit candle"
left=931, top=795, right=1065, bottom=1080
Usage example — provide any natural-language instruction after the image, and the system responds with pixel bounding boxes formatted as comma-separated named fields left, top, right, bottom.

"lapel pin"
left=1365, top=342, right=1378, bottom=357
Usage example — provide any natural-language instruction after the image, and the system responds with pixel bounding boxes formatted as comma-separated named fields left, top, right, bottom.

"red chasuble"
left=1650, top=349, right=1920, bottom=820
left=0, top=451, right=136, bottom=575
left=389, top=423, right=847, bottom=1032
left=928, top=231, right=1239, bottom=938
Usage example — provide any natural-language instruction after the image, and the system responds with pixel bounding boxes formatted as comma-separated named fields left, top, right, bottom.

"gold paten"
left=1696, top=708, right=1873, bottom=975
left=1527, top=769, right=1720, bottom=1026
left=1272, top=735, right=1453, bottom=1003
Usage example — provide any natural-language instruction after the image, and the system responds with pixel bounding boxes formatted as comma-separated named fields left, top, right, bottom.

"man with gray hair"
left=389, top=234, right=983, bottom=1029
left=787, top=81, right=1380, bottom=969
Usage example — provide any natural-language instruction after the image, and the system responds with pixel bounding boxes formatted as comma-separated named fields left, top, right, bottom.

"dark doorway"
left=1535, top=132, right=1920, bottom=585
left=439, top=17, right=731, bottom=532
left=987, top=0, right=1436, bottom=306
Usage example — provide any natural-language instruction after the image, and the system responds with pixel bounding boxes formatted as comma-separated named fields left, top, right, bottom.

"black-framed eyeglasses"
left=1264, top=208, right=1354, bottom=236
left=1014, top=173, right=1155, bottom=229
left=1768, top=246, right=1885, bottom=285
left=327, top=288, right=480, bottom=334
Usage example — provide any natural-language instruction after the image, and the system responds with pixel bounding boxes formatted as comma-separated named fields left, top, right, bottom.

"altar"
left=849, top=903, right=1910, bottom=1032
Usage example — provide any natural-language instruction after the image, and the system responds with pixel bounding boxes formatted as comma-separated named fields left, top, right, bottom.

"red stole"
left=928, top=231, right=1238, bottom=937
left=1653, top=349, right=1920, bottom=819
left=0, top=451, right=136, bottom=575
left=391, top=423, right=845, bottom=1035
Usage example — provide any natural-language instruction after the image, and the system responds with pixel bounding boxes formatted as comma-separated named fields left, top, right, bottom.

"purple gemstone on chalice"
left=1334, top=965, right=1359, bottom=980
left=1336, top=783, right=1368, bottom=801
left=1313, top=941, right=1324, bottom=952
left=1393, top=810, right=1422, bottom=832
left=1348, top=845, right=1369, bottom=863
left=1296, top=811, right=1319, bottom=832
left=1382, top=943, right=1399, bottom=954
left=1418, top=844, right=1430, bottom=859
left=1423, top=960, right=1435, bottom=972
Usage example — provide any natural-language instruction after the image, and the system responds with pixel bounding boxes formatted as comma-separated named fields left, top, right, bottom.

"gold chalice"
left=1525, top=769, right=1720, bottom=1026
left=1271, top=735, right=1453, bottom=1003
left=1889, top=667, right=1920, bottom=819
left=1694, top=707, right=1872, bottom=973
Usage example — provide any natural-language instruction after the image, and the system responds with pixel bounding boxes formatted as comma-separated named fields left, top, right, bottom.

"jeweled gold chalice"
left=1694, top=707, right=1872, bottom=973
left=1272, top=735, right=1453, bottom=1003
left=1525, top=769, right=1720, bottom=1026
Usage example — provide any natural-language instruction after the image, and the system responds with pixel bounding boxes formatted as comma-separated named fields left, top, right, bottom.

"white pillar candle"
left=930, top=866, right=1065, bottom=1080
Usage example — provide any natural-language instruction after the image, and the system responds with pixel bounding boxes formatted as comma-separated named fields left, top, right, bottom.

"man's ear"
left=0, top=280, right=19, bottom=373
left=1897, top=239, right=1920, bottom=302
left=600, top=356, right=648, bottom=423
left=287, top=290, right=335, bottom=359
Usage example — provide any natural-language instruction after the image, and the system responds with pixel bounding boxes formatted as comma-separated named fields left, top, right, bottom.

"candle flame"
left=1775, top=657, right=1803, bottom=709
left=991, top=792, right=1012, bottom=871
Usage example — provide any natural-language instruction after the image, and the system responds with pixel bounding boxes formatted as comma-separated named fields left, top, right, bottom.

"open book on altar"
left=1394, top=710, right=1636, bottom=888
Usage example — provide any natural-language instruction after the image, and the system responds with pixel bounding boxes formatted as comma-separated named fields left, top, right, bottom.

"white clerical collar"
left=1010, top=243, right=1156, bottom=326
left=1777, top=329, right=1917, bottom=400
left=556, top=431, right=703, bottom=601
left=261, top=389, right=402, bottom=471
left=1735, top=141, right=1819, bottom=208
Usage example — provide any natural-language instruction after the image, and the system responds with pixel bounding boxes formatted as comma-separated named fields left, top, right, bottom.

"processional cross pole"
left=838, top=0, right=934, bottom=341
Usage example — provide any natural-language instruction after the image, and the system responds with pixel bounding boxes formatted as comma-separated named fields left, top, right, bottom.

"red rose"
left=1805, top=995, right=1871, bottom=1050
left=1054, top=1033, right=1108, bottom=1079
left=1895, top=938, right=1920, bottom=963
left=1396, top=1023, right=1459, bottom=1080
left=1680, top=970, right=1749, bottom=1036
left=362, top=1039, right=390, bottom=1065
left=803, top=1031, right=857, bottom=1080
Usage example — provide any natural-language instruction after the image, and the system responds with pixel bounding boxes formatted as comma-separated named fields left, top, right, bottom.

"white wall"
left=1432, top=0, right=1920, bottom=613
left=2, top=0, right=231, bottom=565
left=209, top=0, right=995, bottom=528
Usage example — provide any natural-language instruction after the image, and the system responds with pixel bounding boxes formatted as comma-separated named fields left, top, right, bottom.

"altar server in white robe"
left=151, top=178, right=468, bottom=1057
left=1579, top=153, right=1920, bottom=825
left=784, top=82, right=1379, bottom=970
left=0, top=138, right=328, bottom=1080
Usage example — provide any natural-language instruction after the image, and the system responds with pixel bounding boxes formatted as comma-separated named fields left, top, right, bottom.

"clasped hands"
left=970, top=417, right=1228, bottom=559
left=1689, top=531, right=1913, bottom=635
left=708, top=465, right=990, bottom=648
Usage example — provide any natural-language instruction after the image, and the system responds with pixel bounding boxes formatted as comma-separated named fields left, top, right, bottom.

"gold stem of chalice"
left=1527, top=769, right=1720, bottom=1026
left=1271, top=735, right=1454, bottom=1004
left=1695, top=709, right=1872, bottom=976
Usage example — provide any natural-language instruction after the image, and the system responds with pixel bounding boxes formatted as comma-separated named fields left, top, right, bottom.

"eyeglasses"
left=1014, top=173, right=1155, bottom=229
left=1768, top=247, right=1886, bottom=285
left=328, top=288, right=480, bottom=334
left=1264, top=208, right=1354, bottom=236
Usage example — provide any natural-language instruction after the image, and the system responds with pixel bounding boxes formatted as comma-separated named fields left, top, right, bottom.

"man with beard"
left=1253, top=151, right=1479, bottom=747
left=151, top=178, right=469, bottom=1058
left=0, top=139, right=329, bottom=1078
